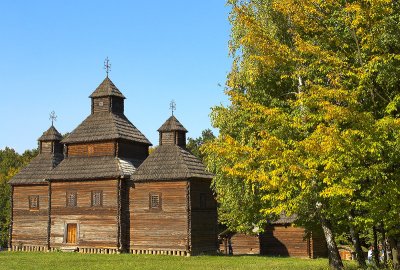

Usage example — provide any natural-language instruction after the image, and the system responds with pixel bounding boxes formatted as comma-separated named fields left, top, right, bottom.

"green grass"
left=0, top=252, right=359, bottom=270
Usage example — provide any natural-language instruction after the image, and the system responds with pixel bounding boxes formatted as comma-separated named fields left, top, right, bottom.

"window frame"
left=28, top=195, right=39, bottom=210
left=149, top=192, right=162, bottom=211
left=66, top=190, right=77, bottom=208
left=91, top=190, right=103, bottom=207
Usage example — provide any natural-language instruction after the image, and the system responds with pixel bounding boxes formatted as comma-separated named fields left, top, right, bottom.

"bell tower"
left=158, top=115, right=188, bottom=148
left=38, top=125, right=63, bottom=155
left=90, top=77, right=125, bottom=114
left=89, top=58, right=125, bottom=115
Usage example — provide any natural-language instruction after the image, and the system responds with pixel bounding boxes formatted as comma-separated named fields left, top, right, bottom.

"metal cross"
left=49, top=111, right=57, bottom=126
left=104, top=57, right=111, bottom=77
left=169, top=100, right=176, bottom=116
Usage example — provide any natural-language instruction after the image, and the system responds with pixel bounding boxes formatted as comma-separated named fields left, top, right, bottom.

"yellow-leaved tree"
left=203, top=1, right=400, bottom=269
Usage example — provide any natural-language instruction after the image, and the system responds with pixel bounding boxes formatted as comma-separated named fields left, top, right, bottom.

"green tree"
left=0, top=147, right=38, bottom=248
left=187, top=129, right=215, bottom=160
left=204, top=1, right=400, bottom=269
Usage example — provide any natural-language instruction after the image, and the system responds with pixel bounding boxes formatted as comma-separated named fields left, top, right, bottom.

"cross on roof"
left=104, top=57, right=111, bottom=77
left=49, top=111, right=57, bottom=126
left=170, top=100, right=176, bottom=116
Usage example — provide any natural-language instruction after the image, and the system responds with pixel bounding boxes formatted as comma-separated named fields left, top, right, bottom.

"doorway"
left=66, top=223, right=77, bottom=244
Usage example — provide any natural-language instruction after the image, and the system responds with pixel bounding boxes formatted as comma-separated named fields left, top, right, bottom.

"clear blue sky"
left=0, top=1, right=231, bottom=153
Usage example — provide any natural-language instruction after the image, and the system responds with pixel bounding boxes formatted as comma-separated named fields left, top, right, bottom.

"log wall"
left=261, top=225, right=310, bottom=257
left=118, top=141, right=148, bottom=160
left=40, top=142, right=53, bottom=154
left=40, top=141, right=63, bottom=154
left=12, top=185, right=49, bottom=247
left=159, top=132, right=186, bottom=147
left=120, top=180, right=130, bottom=251
left=67, top=141, right=115, bottom=157
left=111, top=97, right=124, bottom=114
left=50, top=180, right=118, bottom=248
left=160, top=132, right=175, bottom=145
left=311, top=231, right=328, bottom=258
left=92, top=97, right=110, bottom=113
left=130, top=181, right=189, bottom=252
left=190, top=179, right=217, bottom=254
left=176, top=132, right=186, bottom=148
left=229, top=233, right=260, bottom=255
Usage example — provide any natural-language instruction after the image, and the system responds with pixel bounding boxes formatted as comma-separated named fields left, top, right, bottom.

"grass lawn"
left=0, top=252, right=359, bottom=270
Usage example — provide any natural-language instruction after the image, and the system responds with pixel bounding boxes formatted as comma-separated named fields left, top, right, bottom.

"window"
left=91, top=191, right=103, bottom=207
left=149, top=193, right=162, bottom=210
left=200, top=193, right=207, bottom=209
left=29, top=195, right=39, bottom=210
left=66, top=190, right=77, bottom=207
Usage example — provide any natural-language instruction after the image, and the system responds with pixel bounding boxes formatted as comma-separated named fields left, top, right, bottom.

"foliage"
left=0, top=147, right=38, bottom=247
left=187, top=129, right=215, bottom=161
left=203, top=0, right=400, bottom=269
left=148, top=146, right=158, bottom=155
left=0, top=253, right=358, bottom=270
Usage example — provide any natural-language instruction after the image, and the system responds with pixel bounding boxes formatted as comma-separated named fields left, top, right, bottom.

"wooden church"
left=9, top=76, right=217, bottom=255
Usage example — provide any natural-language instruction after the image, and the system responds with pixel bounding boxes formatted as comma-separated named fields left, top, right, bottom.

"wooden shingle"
left=89, top=77, right=126, bottom=99
left=9, top=153, right=64, bottom=185
left=10, top=126, right=64, bottom=185
left=62, top=112, right=151, bottom=145
left=131, top=145, right=213, bottom=181
left=157, top=116, right=188, bottom=132
left=38, top=125, right=62, bottom=141
left=47, top=156, right=140, bottom=180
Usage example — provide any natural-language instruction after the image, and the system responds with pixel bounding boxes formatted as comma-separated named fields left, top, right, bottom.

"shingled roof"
left=38, top=125, right=62, bottom=141
left=157, top=116, right=188, bottom=132
left=9, top=153, right=64, bottom=185
left=89, top=77, right=125, bottom=99
left=62, top=112, right=151, bottom=145
left=47, top=156, right=141, bottom=181
left=131, top=145, right=213, bottom=181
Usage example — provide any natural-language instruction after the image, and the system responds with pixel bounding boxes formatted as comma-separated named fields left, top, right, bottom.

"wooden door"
left=67, top=223, right=77, bottom=244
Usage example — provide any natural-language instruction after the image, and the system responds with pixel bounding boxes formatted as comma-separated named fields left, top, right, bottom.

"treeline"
left=202, top=1, right=400, bottom=270
left=0, top=147, right=38, bottom=248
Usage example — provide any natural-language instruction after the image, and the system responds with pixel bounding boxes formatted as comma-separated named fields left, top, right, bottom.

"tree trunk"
left=350, top=225, right=366, bottom=268
left=321, top=217, right=344, bottom=270
left=388, top=237, right=399, bottom=270
left=373, top=226, right=380, bottom=267
left=381, top=224, right=387, bottom=266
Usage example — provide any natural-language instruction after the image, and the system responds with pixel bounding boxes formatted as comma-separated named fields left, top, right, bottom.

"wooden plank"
left=130, top=181, right=189, bottom=250
left=229, top=233, right=260, bottom=255
left=12, top=185, right=49, bottom=246
left=68, top=141, right=115, bottom=157
left=190, top=179, right=218, bottom=254
left=261, top=225, right=309, bottom=257
left=50, top=180, right=118, bottom=248
left=117, top=141, right=148, bottom=160
left=93, top=97, right=110, bottom=113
